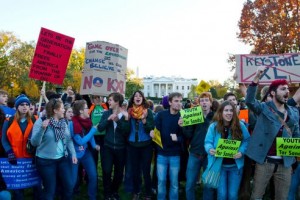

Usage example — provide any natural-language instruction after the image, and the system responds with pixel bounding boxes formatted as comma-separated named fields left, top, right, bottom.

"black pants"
left=101, top=146, right=126, bottom=198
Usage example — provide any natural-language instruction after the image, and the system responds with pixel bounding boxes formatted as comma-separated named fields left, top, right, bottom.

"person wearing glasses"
left=71, top=100, right=100, bottom=200
left=31, top=98, right=77, bottom=200
left=2, top=94, right=41, bottom=199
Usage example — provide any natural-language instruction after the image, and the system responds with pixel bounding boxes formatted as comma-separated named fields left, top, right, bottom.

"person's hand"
left=95, top=145, right=100, bottom=151
left=121, top=110, right=129, bottom=120
left=170, top=133, right=178, bottom=141
left=253, top=66, right=267, bottom=83
left=150, top=130, right=155, bottom=138
left=209, top=148, right=216, bottom=156
left=72, top=156, right=78, bottom=164
left=108, top=113, right=118, bottom=121
left=239, top=84, right=247, bottom=97
left=178, top=117, right=183, bottom=127
left=233, top=152, right=242, bottom=159
left=42, top=119, right=50, bottom=129
left=7, top=149, right=17, bottom=165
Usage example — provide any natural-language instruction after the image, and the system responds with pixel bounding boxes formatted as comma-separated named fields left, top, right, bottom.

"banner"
left=180, top=106, right=204, bottom=126
left=152, top=128, right=163, bottom=149
left=235, top=53, right=300, bottom=84
left=29, top=27, right=75, bottom=85
left=276, top=138, right=300, bottom=156
left=0, top=158, right=41, bottom=189
left=215, top=139, right=241, bottom=158
left=80, top=41, right=128, bottom=96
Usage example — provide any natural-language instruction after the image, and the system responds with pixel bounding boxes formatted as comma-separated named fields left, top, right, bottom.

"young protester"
left=127, top=91, right=154, bottom=200
left=0, top=89, right=15, bottom=118
left=151, top=92, right=183, bottom=200
left=183, top=92, right=216, bottom=200
left=31, top=98, right=77, bottom=200
left=245, top=66, right=300, bottom=199
left=97, top=92, right=130, bottom=200
left=71, top=100, right=100, bottom=200
left=204, top=100, right=250, bottom=200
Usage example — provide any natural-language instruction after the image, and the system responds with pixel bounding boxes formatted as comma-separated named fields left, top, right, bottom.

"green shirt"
left=91, top=105, right=106, bottom=135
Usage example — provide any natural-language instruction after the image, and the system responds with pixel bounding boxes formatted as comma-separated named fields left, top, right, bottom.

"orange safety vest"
left=89, top=103, right=108, bottom=115
left=6, top=118, right=34, bottom=158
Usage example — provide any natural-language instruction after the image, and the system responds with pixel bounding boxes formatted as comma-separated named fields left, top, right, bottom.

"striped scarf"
left=49, top=117, right=66, bottom=142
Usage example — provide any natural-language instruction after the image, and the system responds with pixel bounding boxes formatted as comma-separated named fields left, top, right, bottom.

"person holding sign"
left=31, top=98, right=77, bottom=200
left=153, top=92, right=183, bottom=200
left=127, top=90, right=154, bottom=200
left=182, top=92, right=216, bottom=200
left=97, top=92, right=130, bottom=200
left=204, top=100, right=250, bottom=200
left=245, top=66, right=300, bottom=200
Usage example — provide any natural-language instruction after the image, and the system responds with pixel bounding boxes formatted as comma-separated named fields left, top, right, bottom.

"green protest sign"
left=276, top=138, right=300, bottom=156
left=180, top=106, right=204, bottom=126
left=215, top=139, right=241, bottom=158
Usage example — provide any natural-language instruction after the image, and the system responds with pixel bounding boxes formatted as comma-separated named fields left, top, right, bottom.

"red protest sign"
left=29, top=27, right=75, bottom=85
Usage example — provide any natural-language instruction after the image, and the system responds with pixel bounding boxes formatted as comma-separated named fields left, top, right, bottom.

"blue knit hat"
left=15, top=94, right=30, bottom=108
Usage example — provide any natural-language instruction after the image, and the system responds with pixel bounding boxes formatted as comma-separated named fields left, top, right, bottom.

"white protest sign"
left=235, top=53, right=300, bottom=84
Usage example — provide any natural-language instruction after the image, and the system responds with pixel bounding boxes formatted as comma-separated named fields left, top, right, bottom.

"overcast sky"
left=1, top=0, right=252, bottom=83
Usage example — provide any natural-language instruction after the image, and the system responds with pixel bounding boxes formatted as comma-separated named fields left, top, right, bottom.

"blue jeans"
left=288, top=163, right=300, bottom=200
left=72, top=149, right=97, bottom=200
left=36, top=156, right=73, bottom=200
left=157, top=155, right=180, bottom=200
left=185, top=153, right=215, bottom=200
left=0, top=190, right=11, bottom=200
left=218, top=165, right=243, bottom=200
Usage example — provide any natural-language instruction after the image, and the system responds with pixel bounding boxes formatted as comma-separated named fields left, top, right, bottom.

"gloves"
left=7, top=149, right=17, bottom=165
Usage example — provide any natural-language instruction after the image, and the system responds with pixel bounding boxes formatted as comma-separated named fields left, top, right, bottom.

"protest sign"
left=180, top=106, right=204, bottom=126
left=80, top=41, right=128, bottom=96
left=235, top=53, right=300, bottom=84
left=152, top=128, right=163, bottom=149
left=215, top=139, right=241, bottom=158
left=276, top=138, right=300, bottom=156
left=0, top=158, right=41, bottom=189
left=29, top=27, right=75, bottom=85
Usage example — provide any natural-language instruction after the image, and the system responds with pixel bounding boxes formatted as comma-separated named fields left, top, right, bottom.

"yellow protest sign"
left=152, top=128, right=163, bottom=149
left=196, top=80, right=210, bottom=94
left=215, top=139, right=241, bottom=158
left=276, top=138, right=300, bottom=156
left=180, top=106, right=204, bottom=126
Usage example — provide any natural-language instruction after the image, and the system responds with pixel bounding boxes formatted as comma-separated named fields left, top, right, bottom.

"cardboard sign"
left=215, top=139, right=241, bottom=158
left=235, top=53, right=300, bottom=84
left=29, top=27, right=75, bottom=84
left=276, top=138, right=300, bottom=156
left=0, top=158, right=41, bottom=189
left=180, top=106, right=204, bottom=126
left=152, top=128, right=163, bottom=149
left=238, top=109, right=249, bottom=123
left=80, top=70, right=126, bottom=96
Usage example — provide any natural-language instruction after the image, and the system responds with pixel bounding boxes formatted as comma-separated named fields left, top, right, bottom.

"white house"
left=143, top=76, right=198, bottom=98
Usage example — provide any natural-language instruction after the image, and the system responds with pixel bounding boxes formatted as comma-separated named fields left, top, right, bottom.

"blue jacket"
left=128, top=108, right=154, bottom=145
left=204, top=122, right=250, bottom=170
left=245, top=84, right=300, bottom=167
left=69, top=121, right=97, bottom=159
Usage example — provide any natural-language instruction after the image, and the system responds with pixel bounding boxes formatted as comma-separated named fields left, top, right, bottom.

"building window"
left=187, top=86, right=190, bottom=90
left=148, top=93, right=150, bottom=97
left=176, top=86, right=179, bottom=90
left=147, top=85, right=150, bottom=90
left=182, top=86, right=184, bottom=90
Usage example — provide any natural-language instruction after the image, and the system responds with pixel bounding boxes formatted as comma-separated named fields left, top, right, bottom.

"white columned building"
left=143, top=76, right=198, bottom=98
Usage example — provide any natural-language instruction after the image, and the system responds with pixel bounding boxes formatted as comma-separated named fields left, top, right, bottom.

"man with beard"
left=183, top=92, right=215, bottom=200
left=245, top=66, right=300, bottom=200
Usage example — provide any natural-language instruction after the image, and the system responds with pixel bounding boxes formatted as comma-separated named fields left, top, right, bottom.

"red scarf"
left=72, top=115, right=93, bottom=135
left=128, top=105, right=147, bottom=120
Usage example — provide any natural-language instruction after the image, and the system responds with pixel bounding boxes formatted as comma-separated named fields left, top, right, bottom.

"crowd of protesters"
left=0, top=66, right=300, bottom=200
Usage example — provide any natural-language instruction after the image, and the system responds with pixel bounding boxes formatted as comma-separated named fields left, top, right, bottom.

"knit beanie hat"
left=15, top=94, right=30, bottom=108
left=162, top=95, right=170, bottom=109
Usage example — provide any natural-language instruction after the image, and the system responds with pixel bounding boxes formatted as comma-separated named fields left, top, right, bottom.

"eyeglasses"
left=20, top=103, right=29, bottom=106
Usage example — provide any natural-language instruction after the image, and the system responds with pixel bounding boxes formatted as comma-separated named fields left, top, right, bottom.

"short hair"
left=268, top=79, right=289, bottom=94
left=72, top=100, right=87, bottom=116
left=199, top=92, right=213, bottom=103
left=108, top=92, right=124, bottom=107
left=223, top=92, right=237, bottom=101
left=168, top=92, right=183, bottom=103
left=0, top=90, right=8, bottom=96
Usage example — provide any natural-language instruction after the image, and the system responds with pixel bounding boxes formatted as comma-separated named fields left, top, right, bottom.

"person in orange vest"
left=1, top=94, right=41, bottom=199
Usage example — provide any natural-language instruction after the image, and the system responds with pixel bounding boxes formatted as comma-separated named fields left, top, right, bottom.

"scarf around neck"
left=128, top=104, right=147, bottom=120
left=72, top=115, right=93, bottom=135
left=49, top=117, right=66, bottom=142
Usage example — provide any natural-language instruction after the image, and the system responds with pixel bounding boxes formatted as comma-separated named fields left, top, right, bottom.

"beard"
left=275, top=93, right=287, bottom=105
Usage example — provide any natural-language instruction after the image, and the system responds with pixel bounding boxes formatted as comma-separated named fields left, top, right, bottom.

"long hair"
left=15, top=108, right=31, bottom=122
left=212, top=100, right=243, bottom=140
left=128, top=90, right=149, bottom=109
